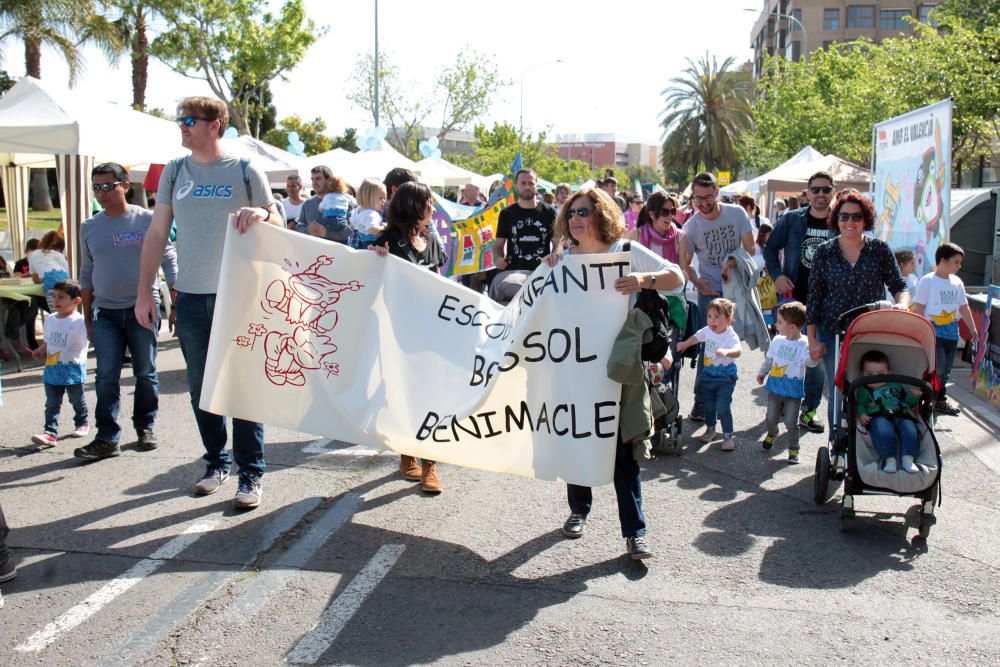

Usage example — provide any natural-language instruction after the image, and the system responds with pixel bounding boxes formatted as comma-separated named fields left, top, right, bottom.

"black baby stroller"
left=649, top=295, right=691, bottom=456
left=813, top=304, right=942, bottom=539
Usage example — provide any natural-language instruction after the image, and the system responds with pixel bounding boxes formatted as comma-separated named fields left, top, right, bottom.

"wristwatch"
left=263, top=208, right=271, bottom=222
left=650, top=274, right=657, bottom=288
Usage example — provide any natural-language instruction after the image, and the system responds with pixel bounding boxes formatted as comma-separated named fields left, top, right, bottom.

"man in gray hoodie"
left=77, top=162, right=178, bottom=461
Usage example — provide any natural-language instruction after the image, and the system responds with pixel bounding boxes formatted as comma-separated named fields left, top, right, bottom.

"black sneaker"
left=798, top=409, right=825, bottom=433
left=194, top=465, right=231, bottom=495
left=688, top=401, right=705, bottom=422
left=234, top=472, right=263, bottom=509
left=762, top=434, right=776, bottom=450
left=561, top=513, right=587, bottom=538
left=74, top=440, right=121, bottom=461
left=626, top=536, right=654, bottom=560
left=137, top=429, right=159, bottom=451
left=934, top=399, right=960, bottom=416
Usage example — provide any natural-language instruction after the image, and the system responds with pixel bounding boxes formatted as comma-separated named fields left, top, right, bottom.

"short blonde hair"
left=178, top=96, right=228, bottom=137
left=554, top=188, right=625, bottom=246
left=357, top=178, right=387, bottom=209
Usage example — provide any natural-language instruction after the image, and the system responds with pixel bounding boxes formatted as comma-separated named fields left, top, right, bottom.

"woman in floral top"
left=806, top=189, right=909, bottom=435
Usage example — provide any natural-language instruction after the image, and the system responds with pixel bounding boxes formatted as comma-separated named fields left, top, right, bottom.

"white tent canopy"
left=415, top=156, right=482, bottom=188
left=745, top=145, right=825, bottom=195
left=218, top=135, right=309, bottom=188
left=0, top=76, right=185, bottom=274
left=303, top=140, right=419, bottom=187
left=719, top=179, right=748, bottom=196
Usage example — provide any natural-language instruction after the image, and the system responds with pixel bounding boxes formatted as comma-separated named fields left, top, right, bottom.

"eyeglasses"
left=92, top=182, right=125, bottom=192
left=630, top=200, right=642, bottom=205
left=175, top=115, right=213, bottom=127
left=810, top=185, right=834, bottom=194
left=566, top=207, right=591, bottom=219
left=838, top=211, right=864, bottom=222
left=692, top=194, right=716, bottom=203
left=657, top=208, right=677, bottom=218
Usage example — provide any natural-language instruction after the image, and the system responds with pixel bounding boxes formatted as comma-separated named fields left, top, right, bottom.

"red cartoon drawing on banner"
left=232, top=254, right=364, bottom=387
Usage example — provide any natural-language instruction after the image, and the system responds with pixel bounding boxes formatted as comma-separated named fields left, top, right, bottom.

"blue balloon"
left=431, top=148, right=442, bottom=160
left=223, top=126, right=239, bottom=139
left=287, top=131, right=300, bottom=142
left=418, top=140, right=432, bottom=158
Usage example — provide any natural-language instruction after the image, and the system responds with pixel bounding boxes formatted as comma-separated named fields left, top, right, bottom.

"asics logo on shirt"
left=175, top=179, right=234, bottom=201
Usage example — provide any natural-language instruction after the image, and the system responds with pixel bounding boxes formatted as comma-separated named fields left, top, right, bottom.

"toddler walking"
left=857, top=350, right=922, bottom=473
left=677, top=298, right=741, bottom=451
left=30, top=280, right=89, bottom=448
left=756, top=301, right=817, bottom=463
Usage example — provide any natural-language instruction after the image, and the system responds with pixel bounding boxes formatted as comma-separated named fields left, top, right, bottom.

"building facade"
left=750, top=0, right=942, bottom=77
left=555, top=134, right=660, bottom=172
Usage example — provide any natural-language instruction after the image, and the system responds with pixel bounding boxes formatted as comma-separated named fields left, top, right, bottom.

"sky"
left=2, top=0, right=758, bottom=147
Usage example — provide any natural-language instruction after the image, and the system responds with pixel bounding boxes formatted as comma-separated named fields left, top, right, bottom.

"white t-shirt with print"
left=913, top=273, right=968, bottom=340
left=695, top=325, right=740, bottom=377
left=763, top=335, right=813, bottom=398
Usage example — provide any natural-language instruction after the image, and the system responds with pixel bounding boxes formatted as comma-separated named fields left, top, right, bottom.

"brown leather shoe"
left=420, top=461, right=442, bottom=494
left=400, top=455, right=421, bottom=481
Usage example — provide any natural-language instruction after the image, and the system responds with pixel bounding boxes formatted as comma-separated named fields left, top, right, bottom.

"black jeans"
left=566, top=434, right=646, bottom=538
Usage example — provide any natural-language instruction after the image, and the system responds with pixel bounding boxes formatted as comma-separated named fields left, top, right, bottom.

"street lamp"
left=744, top=7, right=809, bottom=62
left=519, top=60, right=564, bottom=134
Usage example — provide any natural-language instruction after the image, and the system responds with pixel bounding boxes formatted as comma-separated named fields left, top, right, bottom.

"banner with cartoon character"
left=873, top=99, right=952, bottom=275
left=434, top=153, right=522, bottom=277
left=200, top=220, right=629, bottom=487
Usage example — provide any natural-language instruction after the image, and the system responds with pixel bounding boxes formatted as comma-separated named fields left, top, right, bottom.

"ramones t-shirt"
left=496, top=203, right=555, bottom=271
left=792, top=212, right=833, bottom=303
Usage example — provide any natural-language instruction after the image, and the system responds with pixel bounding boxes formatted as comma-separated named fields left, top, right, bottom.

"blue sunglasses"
left=175, top=115, right=213, bottom=127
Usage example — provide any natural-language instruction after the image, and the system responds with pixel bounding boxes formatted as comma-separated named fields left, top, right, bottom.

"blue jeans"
left=691, top=291, right=714, bottom=407
left=92, top=307, right=159, bottom=443
left=44, top=383, right=87, bottom=434
left=818, top=329, right=838, bottom=437
left=802, top=361, right=825, bottom=413
left=701, top=373, right=736, bottom=434
left=175, top=292, right=265, bottom=476
left=935, top=337, right=958, bottom=400
left=868, top=416, right=919, bottom=460
left=566, top=433, right=646, bottom=538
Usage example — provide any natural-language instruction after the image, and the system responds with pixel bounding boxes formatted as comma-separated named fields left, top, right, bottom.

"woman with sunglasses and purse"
left=543, top=187, right=684, bottom=560
left=805, top=189, right=909, bottom=435
left=626, top=191, right=682, bottom=265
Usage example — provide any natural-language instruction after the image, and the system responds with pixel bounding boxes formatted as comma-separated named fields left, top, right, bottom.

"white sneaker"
left=71, top=424, right=90, bottom=438
left=900, top=455, right=918, bottom=473
left=883, top=457, right=898, bottom=473
left=699, top=429, right=717, bottom=443
left=721, top=438, right=736, bottom=451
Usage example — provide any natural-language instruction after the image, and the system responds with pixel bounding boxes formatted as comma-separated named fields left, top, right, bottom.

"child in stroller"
left=856, top=350, right=923, bottom=474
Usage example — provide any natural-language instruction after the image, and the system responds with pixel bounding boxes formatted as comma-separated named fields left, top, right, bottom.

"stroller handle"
left=836, top=302, right=885, bottom=334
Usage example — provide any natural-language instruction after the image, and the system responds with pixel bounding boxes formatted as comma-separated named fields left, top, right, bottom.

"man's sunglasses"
left=838, top=212, right=864, bottom=222
left=92, top=181, right=126, bottom=193
left=176, top=115, right=213, bottom=127
left=566, top=207, right=591, bottom=219
left=810, top=185, right=834, bottom=194
left=657, top=208, right=677, bottom=218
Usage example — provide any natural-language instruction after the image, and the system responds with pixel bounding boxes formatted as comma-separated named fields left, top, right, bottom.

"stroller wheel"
left=916, top=483, right=939, bottom=540
left=813, top=446, right=831, bottom=505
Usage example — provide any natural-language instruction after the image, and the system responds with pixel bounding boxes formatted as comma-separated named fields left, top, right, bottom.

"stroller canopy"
left=836, top=310, right=938, bottom=389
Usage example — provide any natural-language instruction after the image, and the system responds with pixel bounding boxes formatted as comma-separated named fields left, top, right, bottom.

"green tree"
left=0, top=0, right=125, bottom=210
left=263, top=115, right=333, bottom=156
left=330, top=127, right=358, bottom=152
left=151, top=0, right=320, bottom=135
left=235, top=77, right=276, bottom=138
left=659, top=53, right=753, bottom=179
left=348, top=48, right=508, bottom=158
left=746, top=21, right=1000, bottom=172
left=0, top=69, right=14, bottom=94
left=933, top=0, right=1000, bottom=29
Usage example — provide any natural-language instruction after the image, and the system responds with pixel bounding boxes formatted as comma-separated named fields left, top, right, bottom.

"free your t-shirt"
left=914, top=273, right=968, bottom=340
left=792, top=212, right=833, bottom=304
left=496, top=202, right=556, bottom=271
left=156, top=155, right=273, bottom=294
left=28, top=250, right=70, bottom=293
left=695, top=325, right=740, bottom=378
left=682, top=203, right=753, bottom=292
left=764, top=335, right=812, bottom=399
left=42, top=312, right=88, bottom=385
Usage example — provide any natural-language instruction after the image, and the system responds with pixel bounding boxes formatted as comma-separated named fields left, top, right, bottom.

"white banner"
left=200, top=223, right=630, bottom=487
left=873, top=99, right=952, bottom=275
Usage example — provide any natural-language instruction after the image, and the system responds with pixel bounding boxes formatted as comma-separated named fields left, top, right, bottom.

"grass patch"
left=0, top=207, right=64, bottom=231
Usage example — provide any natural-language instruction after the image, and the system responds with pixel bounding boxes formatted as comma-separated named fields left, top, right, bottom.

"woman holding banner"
left=545, top=187, right=685, bottom=560
left=370, top=181, right=448, bottom=494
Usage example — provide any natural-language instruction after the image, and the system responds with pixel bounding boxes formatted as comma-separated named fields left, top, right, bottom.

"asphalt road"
left=1, top=333, right=999, bottom=665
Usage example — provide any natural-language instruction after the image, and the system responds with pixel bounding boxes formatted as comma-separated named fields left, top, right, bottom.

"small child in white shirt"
left=677, top=298, right=741, bottom=451
left=756, top=301, right=818, bottom=463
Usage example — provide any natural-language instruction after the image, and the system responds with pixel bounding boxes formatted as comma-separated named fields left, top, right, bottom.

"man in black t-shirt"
left=490, top=168, right=555, bottom=302
left=763, top=171, right=835, bottom=433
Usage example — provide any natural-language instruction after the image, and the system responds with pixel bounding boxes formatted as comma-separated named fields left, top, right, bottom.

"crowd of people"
left=0, top=95, right=981, bottom=576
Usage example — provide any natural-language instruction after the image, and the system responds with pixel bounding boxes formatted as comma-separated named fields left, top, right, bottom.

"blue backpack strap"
left=169, top=157, right=185, bottom=188
left=239, top=157, right=252, bottom=203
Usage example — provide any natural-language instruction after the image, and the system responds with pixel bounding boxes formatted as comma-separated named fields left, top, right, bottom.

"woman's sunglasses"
left=566, top=207, right=591, bottom=219
left=838, top=212, right=864, bottom=222
left=657, top=208, right=677, bottom=218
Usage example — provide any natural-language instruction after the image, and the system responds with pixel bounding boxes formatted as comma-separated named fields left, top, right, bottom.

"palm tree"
left=0, top=0, right=124, bottom=209
left=107, top=1, right=169, bottom=111
left=659, top=54, right=753, bottom=179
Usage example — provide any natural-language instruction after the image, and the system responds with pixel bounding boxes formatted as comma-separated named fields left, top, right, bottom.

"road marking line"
left=222, top=493, right=363, bottom=623
left=97, top=498, right=323, bottom=667
left=14, top=521, right=216, bottom=653
left=285, top=544, right=406, bottom=665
